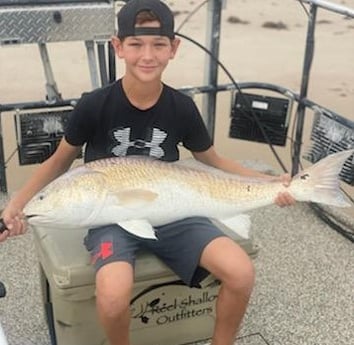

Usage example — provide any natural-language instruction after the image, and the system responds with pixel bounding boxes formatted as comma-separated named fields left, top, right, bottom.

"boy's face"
left=112, top=20, right=180, bottom=83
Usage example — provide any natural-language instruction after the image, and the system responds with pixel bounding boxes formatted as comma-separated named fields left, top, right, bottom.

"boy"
left=1, top=1, right=294, bottom=344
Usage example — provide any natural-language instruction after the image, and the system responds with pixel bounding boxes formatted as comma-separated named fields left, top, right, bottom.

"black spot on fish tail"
left=300, top=173, right=310, bottom=180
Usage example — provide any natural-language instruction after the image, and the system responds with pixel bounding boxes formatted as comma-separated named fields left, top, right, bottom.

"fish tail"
left=291, top=149, right=354, bottom=207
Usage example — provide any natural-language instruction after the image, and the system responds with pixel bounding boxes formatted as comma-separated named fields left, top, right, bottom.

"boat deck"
left=0, top=202, right=353, bottom=345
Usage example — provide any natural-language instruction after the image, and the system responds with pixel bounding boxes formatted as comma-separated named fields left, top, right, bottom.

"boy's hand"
left=273, top=173, right=296, bottom=207
left=0, top=205, right=28, bottom=243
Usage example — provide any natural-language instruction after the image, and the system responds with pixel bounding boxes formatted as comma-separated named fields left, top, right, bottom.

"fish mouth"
left=24, top=214, right=41, bottom=223
left=24, top=214, right=38, bottom=220
left=26, top=214, right=56, bottom=226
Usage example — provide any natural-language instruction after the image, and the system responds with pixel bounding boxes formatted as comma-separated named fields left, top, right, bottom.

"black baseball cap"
left=117, top=0, right=175, bottom=39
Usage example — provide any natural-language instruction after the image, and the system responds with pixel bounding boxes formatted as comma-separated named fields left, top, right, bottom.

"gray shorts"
left=83, top=217, right=226, bottom=287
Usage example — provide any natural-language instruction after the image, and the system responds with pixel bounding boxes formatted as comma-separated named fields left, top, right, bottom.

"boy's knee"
left=237, top=258, right=255, bottom=290
left=95, top=262, right=134, bottom=319
left=96, top=289, right=131, bottom=319
left=223, top=256, right=255, bottom=294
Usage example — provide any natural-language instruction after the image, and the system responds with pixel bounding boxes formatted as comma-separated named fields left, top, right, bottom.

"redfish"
left=22, top=150, right=353, bottom=239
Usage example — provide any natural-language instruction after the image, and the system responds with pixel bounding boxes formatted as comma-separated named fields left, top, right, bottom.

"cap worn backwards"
left=117, top=0, right=175, bottom=39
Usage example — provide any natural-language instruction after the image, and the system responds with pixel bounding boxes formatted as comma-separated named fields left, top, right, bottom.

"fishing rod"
left=0, top=220, right=7, bottom=233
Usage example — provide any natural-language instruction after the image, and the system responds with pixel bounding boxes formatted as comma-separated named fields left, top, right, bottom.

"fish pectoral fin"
left=117, top=219, right=157, bottom=240
left=113, top=189, right=158, bottom=208
left=215, top=214, right=251, bottom=239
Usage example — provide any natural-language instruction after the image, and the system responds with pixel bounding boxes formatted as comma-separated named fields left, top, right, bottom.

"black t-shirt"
left=65, top=79, right=212, bottom=162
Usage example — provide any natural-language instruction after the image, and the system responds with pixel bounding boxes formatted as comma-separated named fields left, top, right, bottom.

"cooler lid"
left=33, top=225, right=175, bottom=290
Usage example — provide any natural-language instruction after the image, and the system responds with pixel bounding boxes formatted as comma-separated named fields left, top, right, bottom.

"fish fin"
left=117, top=219, right=157, bottom=240
left=215, top=214, right=251, bottom=239
left=291, top=149, right=354, bottom=207
left=114, top=189, right=158, bottom=207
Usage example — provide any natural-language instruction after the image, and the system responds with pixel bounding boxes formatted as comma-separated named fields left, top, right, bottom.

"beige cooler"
left=33, top=222, right=258, bottom=345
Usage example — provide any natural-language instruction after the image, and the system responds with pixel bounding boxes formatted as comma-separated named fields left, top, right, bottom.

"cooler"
left=32, top=222, right=258, bottom=345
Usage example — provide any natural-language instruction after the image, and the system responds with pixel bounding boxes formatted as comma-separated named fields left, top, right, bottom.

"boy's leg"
left=95, top=261, right=134, bottom=345
left=84, top=225, right=140, bottom=345
left=149, top=217, right=254, bottom=345
left=199, top=237, right=255, bottom=345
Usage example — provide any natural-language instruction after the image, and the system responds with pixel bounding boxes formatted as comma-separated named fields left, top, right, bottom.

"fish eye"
left=39, top=194, right=45, bottom=200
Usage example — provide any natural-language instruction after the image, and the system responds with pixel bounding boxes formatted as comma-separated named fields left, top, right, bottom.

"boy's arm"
left=0, top=138, right=82, bottom=241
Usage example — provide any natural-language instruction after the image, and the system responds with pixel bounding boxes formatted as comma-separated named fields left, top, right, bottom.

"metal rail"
left=300, top=0, right=354, bottom=17
left=291, top=0, right=354, bottom=175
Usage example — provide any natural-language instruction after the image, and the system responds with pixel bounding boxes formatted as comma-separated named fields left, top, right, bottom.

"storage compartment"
left=0, top=1, right=115, bottom=45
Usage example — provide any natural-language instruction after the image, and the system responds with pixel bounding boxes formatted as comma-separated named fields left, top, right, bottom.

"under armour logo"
left=111, top=127, right=167, bottom=158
